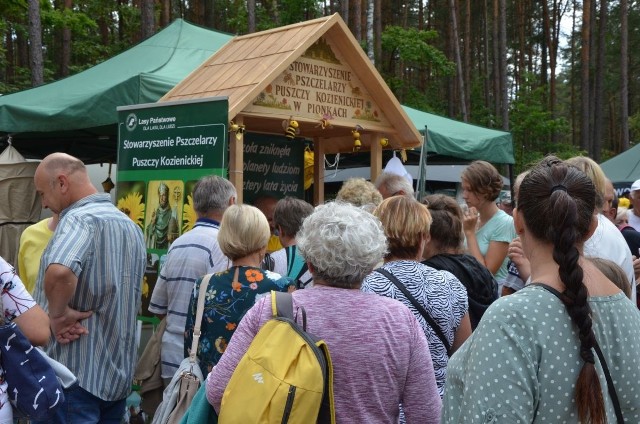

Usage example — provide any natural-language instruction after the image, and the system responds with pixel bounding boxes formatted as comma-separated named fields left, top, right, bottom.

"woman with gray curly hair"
left=206, top=202, right=442, bottom=423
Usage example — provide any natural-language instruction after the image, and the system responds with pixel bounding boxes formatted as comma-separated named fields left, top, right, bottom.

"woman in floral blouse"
left=184, top=204, right=293, bottom=376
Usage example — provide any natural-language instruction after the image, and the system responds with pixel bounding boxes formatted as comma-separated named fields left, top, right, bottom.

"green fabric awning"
left=600, top=143, right=640, bottom=187
left=402, top=106, right=515, bottom=164
left=0, top=19, right=232, bottom=163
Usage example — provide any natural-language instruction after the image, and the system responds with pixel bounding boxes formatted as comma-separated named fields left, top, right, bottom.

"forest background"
left=1, top=0, right=636, bottom=174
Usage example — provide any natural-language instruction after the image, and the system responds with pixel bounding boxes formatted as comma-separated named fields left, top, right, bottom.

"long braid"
left=520, top=157, right=605, bottom=423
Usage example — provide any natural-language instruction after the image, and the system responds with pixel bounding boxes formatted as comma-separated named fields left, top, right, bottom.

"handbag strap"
left=375, top=268, right=452, bottom=356
left=530, top=283, right=624, bottom=424
left=189, top=273, right=215, bottom=364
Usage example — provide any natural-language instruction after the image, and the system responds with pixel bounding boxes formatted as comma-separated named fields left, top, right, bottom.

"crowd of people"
left=2, top=151, right=640, bottom=423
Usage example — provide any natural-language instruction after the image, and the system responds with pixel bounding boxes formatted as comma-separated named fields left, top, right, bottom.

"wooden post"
left=313, top=138, right=325, bottom=205
left=370, top=132, right=383, bottom=182
left=228, top=115, right=244, bottom=204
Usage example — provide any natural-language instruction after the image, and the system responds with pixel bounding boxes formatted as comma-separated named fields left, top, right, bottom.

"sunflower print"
left=182, top=194, right=197, bottom=233
left=117, top=192, right=145, bottom=228
left=183, top=265, right=294, bottom=376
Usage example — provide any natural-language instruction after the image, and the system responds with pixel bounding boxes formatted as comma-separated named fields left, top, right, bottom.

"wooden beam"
left=313, top=138, right=325, bottom=205
left=228, top=115, right=244, bottom=203
left=370, top=132, right=383, bottom=182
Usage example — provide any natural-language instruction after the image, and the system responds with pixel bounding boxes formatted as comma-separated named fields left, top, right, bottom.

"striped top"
left=35, top=193, right=146, bottom=401
left=149, top=218, right=230, bottom=378
left=362, top=260, right=468, bottom=398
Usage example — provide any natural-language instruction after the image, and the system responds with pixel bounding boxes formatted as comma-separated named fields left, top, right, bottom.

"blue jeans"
left=31, top=384, right=126, bottom=424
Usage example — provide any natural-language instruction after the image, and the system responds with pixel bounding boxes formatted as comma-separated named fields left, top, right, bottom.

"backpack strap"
left=530, top=283, right=625, bottom=424
left=271, top=291, right=308, bottom=330
left=189, top=273, right=214, bottom=364
left=375, top=268, right=452, bottom=356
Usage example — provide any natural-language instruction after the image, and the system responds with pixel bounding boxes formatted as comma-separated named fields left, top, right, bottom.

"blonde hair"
left=217, top=205, right=270, bottom=260
left=336, top=178, right=383, bottom=208
left=589, top=257, right=632, bottom=299
left=374, top=196, right=432, bottom=260
left=565, top=156, right=607, bottom=210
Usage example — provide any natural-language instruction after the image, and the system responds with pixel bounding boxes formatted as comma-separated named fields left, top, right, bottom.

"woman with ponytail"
left=442, top=156, right=640, bottom=423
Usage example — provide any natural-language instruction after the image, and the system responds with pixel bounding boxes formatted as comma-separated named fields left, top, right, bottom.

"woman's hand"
left=462, top=206, right=479, bottom=233
left=508, top=237, right=531, bottom=281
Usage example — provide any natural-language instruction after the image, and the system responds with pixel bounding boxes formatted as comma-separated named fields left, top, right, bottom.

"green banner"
left=242, top=133, right=305, bottom=204
left=116, top=98, right=228, bottom=316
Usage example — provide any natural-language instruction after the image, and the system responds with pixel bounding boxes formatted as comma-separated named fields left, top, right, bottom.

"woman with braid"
left=442, top=156, right=640, bottom=423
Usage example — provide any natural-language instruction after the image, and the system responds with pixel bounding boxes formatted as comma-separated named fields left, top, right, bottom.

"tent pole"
left=508, top=163, right=514, bottom=205
left=416, top=126, right=428, bottom=200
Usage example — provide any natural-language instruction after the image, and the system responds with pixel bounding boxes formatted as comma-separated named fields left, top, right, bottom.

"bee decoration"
left=316, top=113, right=333, bottom=130
left=283, top=117, right=300, bottom=140
left=352, top=124, right=363, bottom=152
left=229, top=121, right=245, bottom=141
left=380, top=137, right=389, bottom=148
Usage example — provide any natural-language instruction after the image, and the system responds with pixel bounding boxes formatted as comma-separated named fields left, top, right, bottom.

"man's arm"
left=43, top=263, right=92, bottom=344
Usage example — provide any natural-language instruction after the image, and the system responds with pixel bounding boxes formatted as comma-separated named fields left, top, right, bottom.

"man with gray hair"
left=149, top=175, right=236, bottom=384
left=374, top=172, right=415, bottom=199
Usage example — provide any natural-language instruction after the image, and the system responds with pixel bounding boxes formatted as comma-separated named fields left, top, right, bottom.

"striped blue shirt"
left=148, top=218, right=229, bottom=378
left=35, top=193, right=146, bottom=401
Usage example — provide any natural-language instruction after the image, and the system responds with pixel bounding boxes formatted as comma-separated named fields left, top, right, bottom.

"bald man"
left=33, top=153, right=146, bottom=424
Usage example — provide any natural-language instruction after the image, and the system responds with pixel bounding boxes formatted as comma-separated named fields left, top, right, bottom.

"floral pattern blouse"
left=184, top=266, right=293, bottom=376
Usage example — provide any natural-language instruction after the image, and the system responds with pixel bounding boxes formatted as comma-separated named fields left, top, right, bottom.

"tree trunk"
left=28, top=0, right=44, bottom=86
left=341, top=0, right=349, bottom=26
left=374, top=0, right=381, bottom=66
left=248, top=0, right=256, bottom=33
left=450, top=0, right=468, bottom=122
left=366, top=0, right=374, bottom=62
left=5, top=28, right=15, bottom=84
left=141, top=0, right=155, bottom=39
left=492, top=0, right=500, bottom=126
left=464, top=0, right=471, bottom=119
left=592, top=0, right=607, bottom=161
left=354, top=0, right=362, bottom=41
left=60, top=0, right=73, bottom=77
left=580, top=0, right=591, bottom=152
left=499, top=0, right=508, bottom=130
left=620, top=0, right=630, bottom=151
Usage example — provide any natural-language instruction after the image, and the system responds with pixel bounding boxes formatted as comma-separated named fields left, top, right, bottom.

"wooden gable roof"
left=161, top=13, right=422, bottom=153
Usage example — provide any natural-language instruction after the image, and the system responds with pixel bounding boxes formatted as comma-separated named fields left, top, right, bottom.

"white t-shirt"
left=584, top=214, right=636, bottom=297
left=0, top=257, right=38, bottom=423
left=628, top=209, right=640, bottom=232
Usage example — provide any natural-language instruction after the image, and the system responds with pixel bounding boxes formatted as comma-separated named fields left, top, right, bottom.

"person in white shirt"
left=628, top=179, right=640, bottom=231
left=565, top=157, right=636, bottom=296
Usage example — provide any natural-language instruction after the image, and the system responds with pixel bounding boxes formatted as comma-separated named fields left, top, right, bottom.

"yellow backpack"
left=218, top=291, right=335, bottom=423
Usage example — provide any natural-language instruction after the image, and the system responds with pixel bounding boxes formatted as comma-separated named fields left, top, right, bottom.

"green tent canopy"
left=402, top=105, right=515, bottom=164
left=0, top=19, right=513, bottom=167
left=600, top=143, right=640, bottom=190
left=0, top=19, right=232, bottom=163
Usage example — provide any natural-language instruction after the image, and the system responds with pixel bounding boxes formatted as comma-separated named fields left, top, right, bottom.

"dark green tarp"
left=402, top=106, right=515, bottom=164
left=0, top=19, right=513, bottom=166
left=600, top=143, right=640, bottom=190
left=0, top=19, right=232, bottom=163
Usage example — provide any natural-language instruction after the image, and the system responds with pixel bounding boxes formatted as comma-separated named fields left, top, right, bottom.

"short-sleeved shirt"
left=35, top=193, right=146, bottom=401
left=271, top=245, right=313, bottom=288
left=362, top=260, right=468, bottom=397
left=184, top=266, right=293, bottom=377
left=443, top=285, right=640, bottom=423
left=148, top=218, right=229, bottom=378
left=0, top=257, right=37, bottom=422
left=584, top=214, right=636, bottom=296
left=17, top=218, right=53, bottom=294
left=474, top=209, right=515, bottom=282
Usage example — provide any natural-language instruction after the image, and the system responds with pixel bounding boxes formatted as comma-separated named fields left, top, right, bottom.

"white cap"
left=631, top=179, right=640, bottom=192
left=384, top=154, right=413, bottom=184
